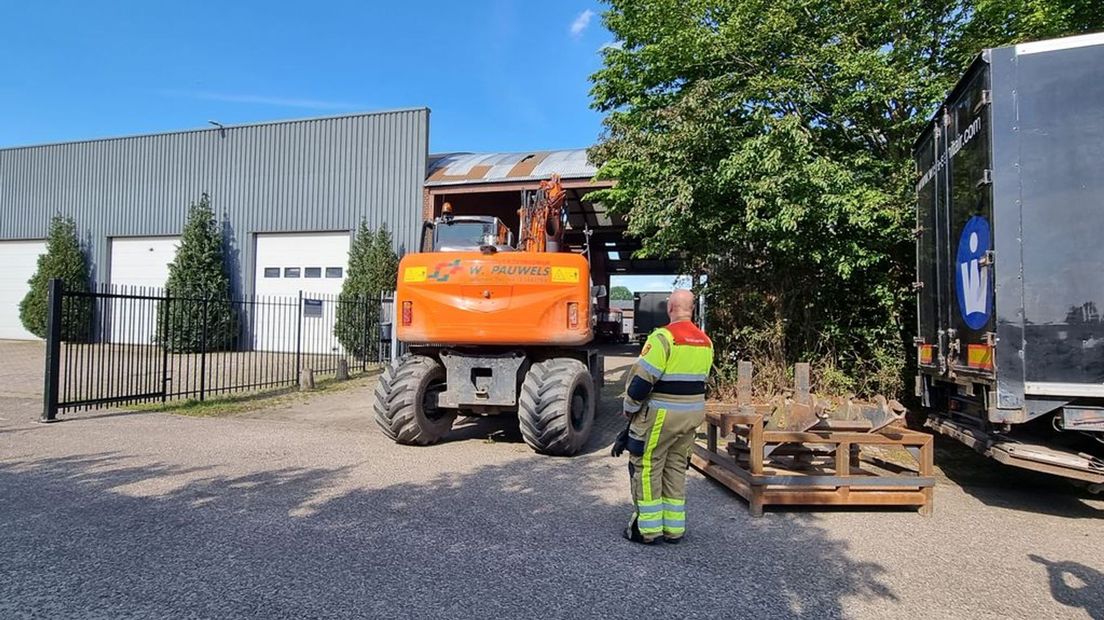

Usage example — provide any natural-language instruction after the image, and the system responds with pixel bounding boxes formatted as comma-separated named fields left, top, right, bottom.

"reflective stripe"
left=640, top=409, right=668, bottom=503
left=662, top=514, right=685, bottom=526
left=646, top=399, right=703, bottom=412
left=637, top=357, right=663, bottom=380
left=660, top=373, right=708, bottom=382
left=652, top=330, right=672, bottom=357
left=662, top=497, right=686, bottom=507
left=663, top=526, right=686, bottom=535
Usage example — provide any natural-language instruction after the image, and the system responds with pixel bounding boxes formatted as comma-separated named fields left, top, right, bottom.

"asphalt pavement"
left=1, top=349, right=1102, bottom=619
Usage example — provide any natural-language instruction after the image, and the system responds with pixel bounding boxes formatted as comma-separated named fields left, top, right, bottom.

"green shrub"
left=157, top=194, right=238, bottom=353
left=20, top=215, right=91, bottom=340
left=335, top=221, right=398, bottom=360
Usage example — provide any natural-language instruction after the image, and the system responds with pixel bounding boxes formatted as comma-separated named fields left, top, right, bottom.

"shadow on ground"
left=1030, top=554, right=1104, bottom=620
left=0, top=451, right=896, bottom=618
left=436, top=349, right=633, bottom=457
left=926, top=433, right=1103, bottom=519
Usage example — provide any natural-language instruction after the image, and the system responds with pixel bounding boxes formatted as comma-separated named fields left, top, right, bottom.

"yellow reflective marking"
left=403, top=266, right=427, bottom=282
left=551, top=266, right=579, bottom=283
left=641, top=408, right=667, bottom=503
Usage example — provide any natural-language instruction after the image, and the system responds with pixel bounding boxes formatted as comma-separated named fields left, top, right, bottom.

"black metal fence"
left=42, top=279, right=393, bottom=420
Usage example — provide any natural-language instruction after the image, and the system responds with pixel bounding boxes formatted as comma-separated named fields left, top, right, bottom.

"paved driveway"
left=1, top=349, right=1102, bottom=619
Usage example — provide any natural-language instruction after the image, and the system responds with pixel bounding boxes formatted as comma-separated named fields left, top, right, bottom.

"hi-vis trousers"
left=627, top=402, right=705, bottom=541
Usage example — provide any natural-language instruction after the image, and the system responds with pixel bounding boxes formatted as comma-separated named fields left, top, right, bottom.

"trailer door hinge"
left=913, top=225, right=925, bottom=238
left=976, top=169, right=992, bottom=187
left=979, top=250, right=995, bottom=267
left=984, top=332, right=998, bottom=346
left=973, top=90, right=992, bottom=113
left=912, top=281, right=925, bottom=291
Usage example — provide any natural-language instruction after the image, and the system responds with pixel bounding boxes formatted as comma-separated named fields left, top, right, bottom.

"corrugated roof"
left=426, top=148, right=597, bottom=186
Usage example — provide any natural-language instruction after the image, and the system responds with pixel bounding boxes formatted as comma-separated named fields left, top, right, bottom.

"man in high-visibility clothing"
left=622, top=289, right=713, bottom=544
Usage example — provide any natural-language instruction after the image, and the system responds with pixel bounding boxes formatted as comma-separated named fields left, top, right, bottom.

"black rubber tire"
left=373, top=355, right=456, bottom=446
left=518, top=357, right=596, bottom=456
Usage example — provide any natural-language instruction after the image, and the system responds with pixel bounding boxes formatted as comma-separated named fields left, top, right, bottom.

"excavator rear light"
left=402, top=301, right=413, bottom=326
left=567, top=302, right=579, bottom=328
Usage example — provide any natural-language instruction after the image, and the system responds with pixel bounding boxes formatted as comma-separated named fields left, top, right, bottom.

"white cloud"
left=570, top=9, right=594, bottom=38
left=161, top=89, right=363, bottom=111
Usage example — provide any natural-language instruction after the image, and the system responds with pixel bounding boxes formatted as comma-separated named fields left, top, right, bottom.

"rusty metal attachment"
left=691, top=361, right=934, bottom=517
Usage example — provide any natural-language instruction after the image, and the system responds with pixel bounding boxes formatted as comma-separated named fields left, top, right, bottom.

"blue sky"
left=1, top=1, right=677, bottom=292
left=1, top=1, right=609, bottom=153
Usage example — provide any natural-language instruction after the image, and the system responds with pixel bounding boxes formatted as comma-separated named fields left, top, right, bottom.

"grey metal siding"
left=0, top=108, right=429, bottom=293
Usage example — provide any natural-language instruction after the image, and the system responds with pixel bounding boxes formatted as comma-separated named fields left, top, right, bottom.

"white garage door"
left=109, top=237, right=179, bottom=344
left=110, top=237, right=179, bottom=290
left=0, top=240, right=47, bottom=340
left=253, top=232, right=351, bottom=353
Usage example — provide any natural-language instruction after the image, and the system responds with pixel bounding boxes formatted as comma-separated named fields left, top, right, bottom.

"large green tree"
left=20, top=215, right=91, bottom=340
left=335, top=221, right=399, bottom=360
left=610, top=285, right=633, bottom=301
left=158, top=194, right=237, bottom=353
left=589, top=0, right=1103, bottom=396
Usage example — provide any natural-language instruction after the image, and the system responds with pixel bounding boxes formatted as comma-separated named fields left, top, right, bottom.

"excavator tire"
left=518, top=357, right=596, bottom=456
left=374, top=354, right=456, bottom=445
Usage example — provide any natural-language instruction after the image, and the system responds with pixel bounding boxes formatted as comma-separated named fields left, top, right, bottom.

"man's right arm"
left=622, top=331, right=670, bottom=417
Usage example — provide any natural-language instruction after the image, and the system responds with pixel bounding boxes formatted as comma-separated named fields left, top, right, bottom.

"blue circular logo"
left=954, top=215, right=991, bottom=330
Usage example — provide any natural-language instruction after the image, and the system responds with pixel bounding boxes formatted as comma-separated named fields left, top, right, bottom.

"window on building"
left=284, top=267, right=301, bottom=278
left=263, top=267, right=280, bottom=278
left=305, top=267, right=322, bottom=278
left=325, top=267, right=343, bottom=278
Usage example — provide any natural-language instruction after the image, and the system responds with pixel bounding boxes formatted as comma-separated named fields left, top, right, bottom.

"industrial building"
left=0, top=109, right=427, bottom=340
left=0, top=108, right=675, bottom=341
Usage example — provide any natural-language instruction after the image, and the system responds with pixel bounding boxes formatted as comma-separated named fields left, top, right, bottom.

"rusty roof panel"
left=426, top=148, right=597, bottom=186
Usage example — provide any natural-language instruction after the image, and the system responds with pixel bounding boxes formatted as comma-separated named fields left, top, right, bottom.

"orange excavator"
left=373, top=176, right=602, bottom=455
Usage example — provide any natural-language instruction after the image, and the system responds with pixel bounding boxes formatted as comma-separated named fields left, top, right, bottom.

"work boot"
left=622, top=518, right=659, bottom=545
left=662, top=535, right=683, bottom=545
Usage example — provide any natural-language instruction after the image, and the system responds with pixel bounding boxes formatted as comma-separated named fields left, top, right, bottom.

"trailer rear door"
left=1015, top=38, right=1104, bottom=391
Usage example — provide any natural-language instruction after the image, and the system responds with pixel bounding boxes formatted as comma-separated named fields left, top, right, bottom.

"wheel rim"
left=569, top=385, right=588, bottom=432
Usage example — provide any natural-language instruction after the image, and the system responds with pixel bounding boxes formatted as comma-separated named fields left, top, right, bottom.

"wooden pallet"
left=691, top=408, right=934, bottom=516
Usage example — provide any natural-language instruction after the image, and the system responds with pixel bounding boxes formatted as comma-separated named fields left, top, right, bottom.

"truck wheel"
left=518, top=358, right=596, bottom=456
left=374, top=355, right=456, bottom=445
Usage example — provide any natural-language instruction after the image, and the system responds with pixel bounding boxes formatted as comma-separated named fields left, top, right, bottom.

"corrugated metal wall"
left=0, top=108, right=429, bottom=293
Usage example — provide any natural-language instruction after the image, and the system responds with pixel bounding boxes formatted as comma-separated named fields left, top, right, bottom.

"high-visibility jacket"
left=623, top=321, right=713, bottom=415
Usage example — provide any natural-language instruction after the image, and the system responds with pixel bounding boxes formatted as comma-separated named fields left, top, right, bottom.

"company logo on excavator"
left=428, top=259, right=463, bottom=282
left=407, top=258, right=581, bottom=285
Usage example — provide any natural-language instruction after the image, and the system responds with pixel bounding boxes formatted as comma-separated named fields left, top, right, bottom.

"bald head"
left=667, top=289, right=695, bottom=323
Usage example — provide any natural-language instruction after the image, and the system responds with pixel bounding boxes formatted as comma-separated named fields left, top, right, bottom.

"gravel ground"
left=1, top=347, right=1101, bottom=619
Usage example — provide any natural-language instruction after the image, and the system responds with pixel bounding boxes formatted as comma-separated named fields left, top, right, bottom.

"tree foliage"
left=20, top=215, right=91, bottom=340
left=158, top=194, right=237, bottom=353
left=589, top=0, right=1103, bottom=397
left=610, top=285, right=633, bottom=301
left=335, top=221, right=399, bottom=360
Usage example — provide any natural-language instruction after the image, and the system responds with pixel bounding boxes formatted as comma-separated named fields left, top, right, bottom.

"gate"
left=41, top=279, right=393, bottom=421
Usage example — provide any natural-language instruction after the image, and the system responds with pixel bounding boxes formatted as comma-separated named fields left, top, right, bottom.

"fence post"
left=160, top=294, right=171, bottom=403
left=199, top=295, right=209, bottom=401
left=360, top=293, right=369, bottom=371
left=295, top=290, right=303, bottom=385
left=41, top=278, right=64, bottom=423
